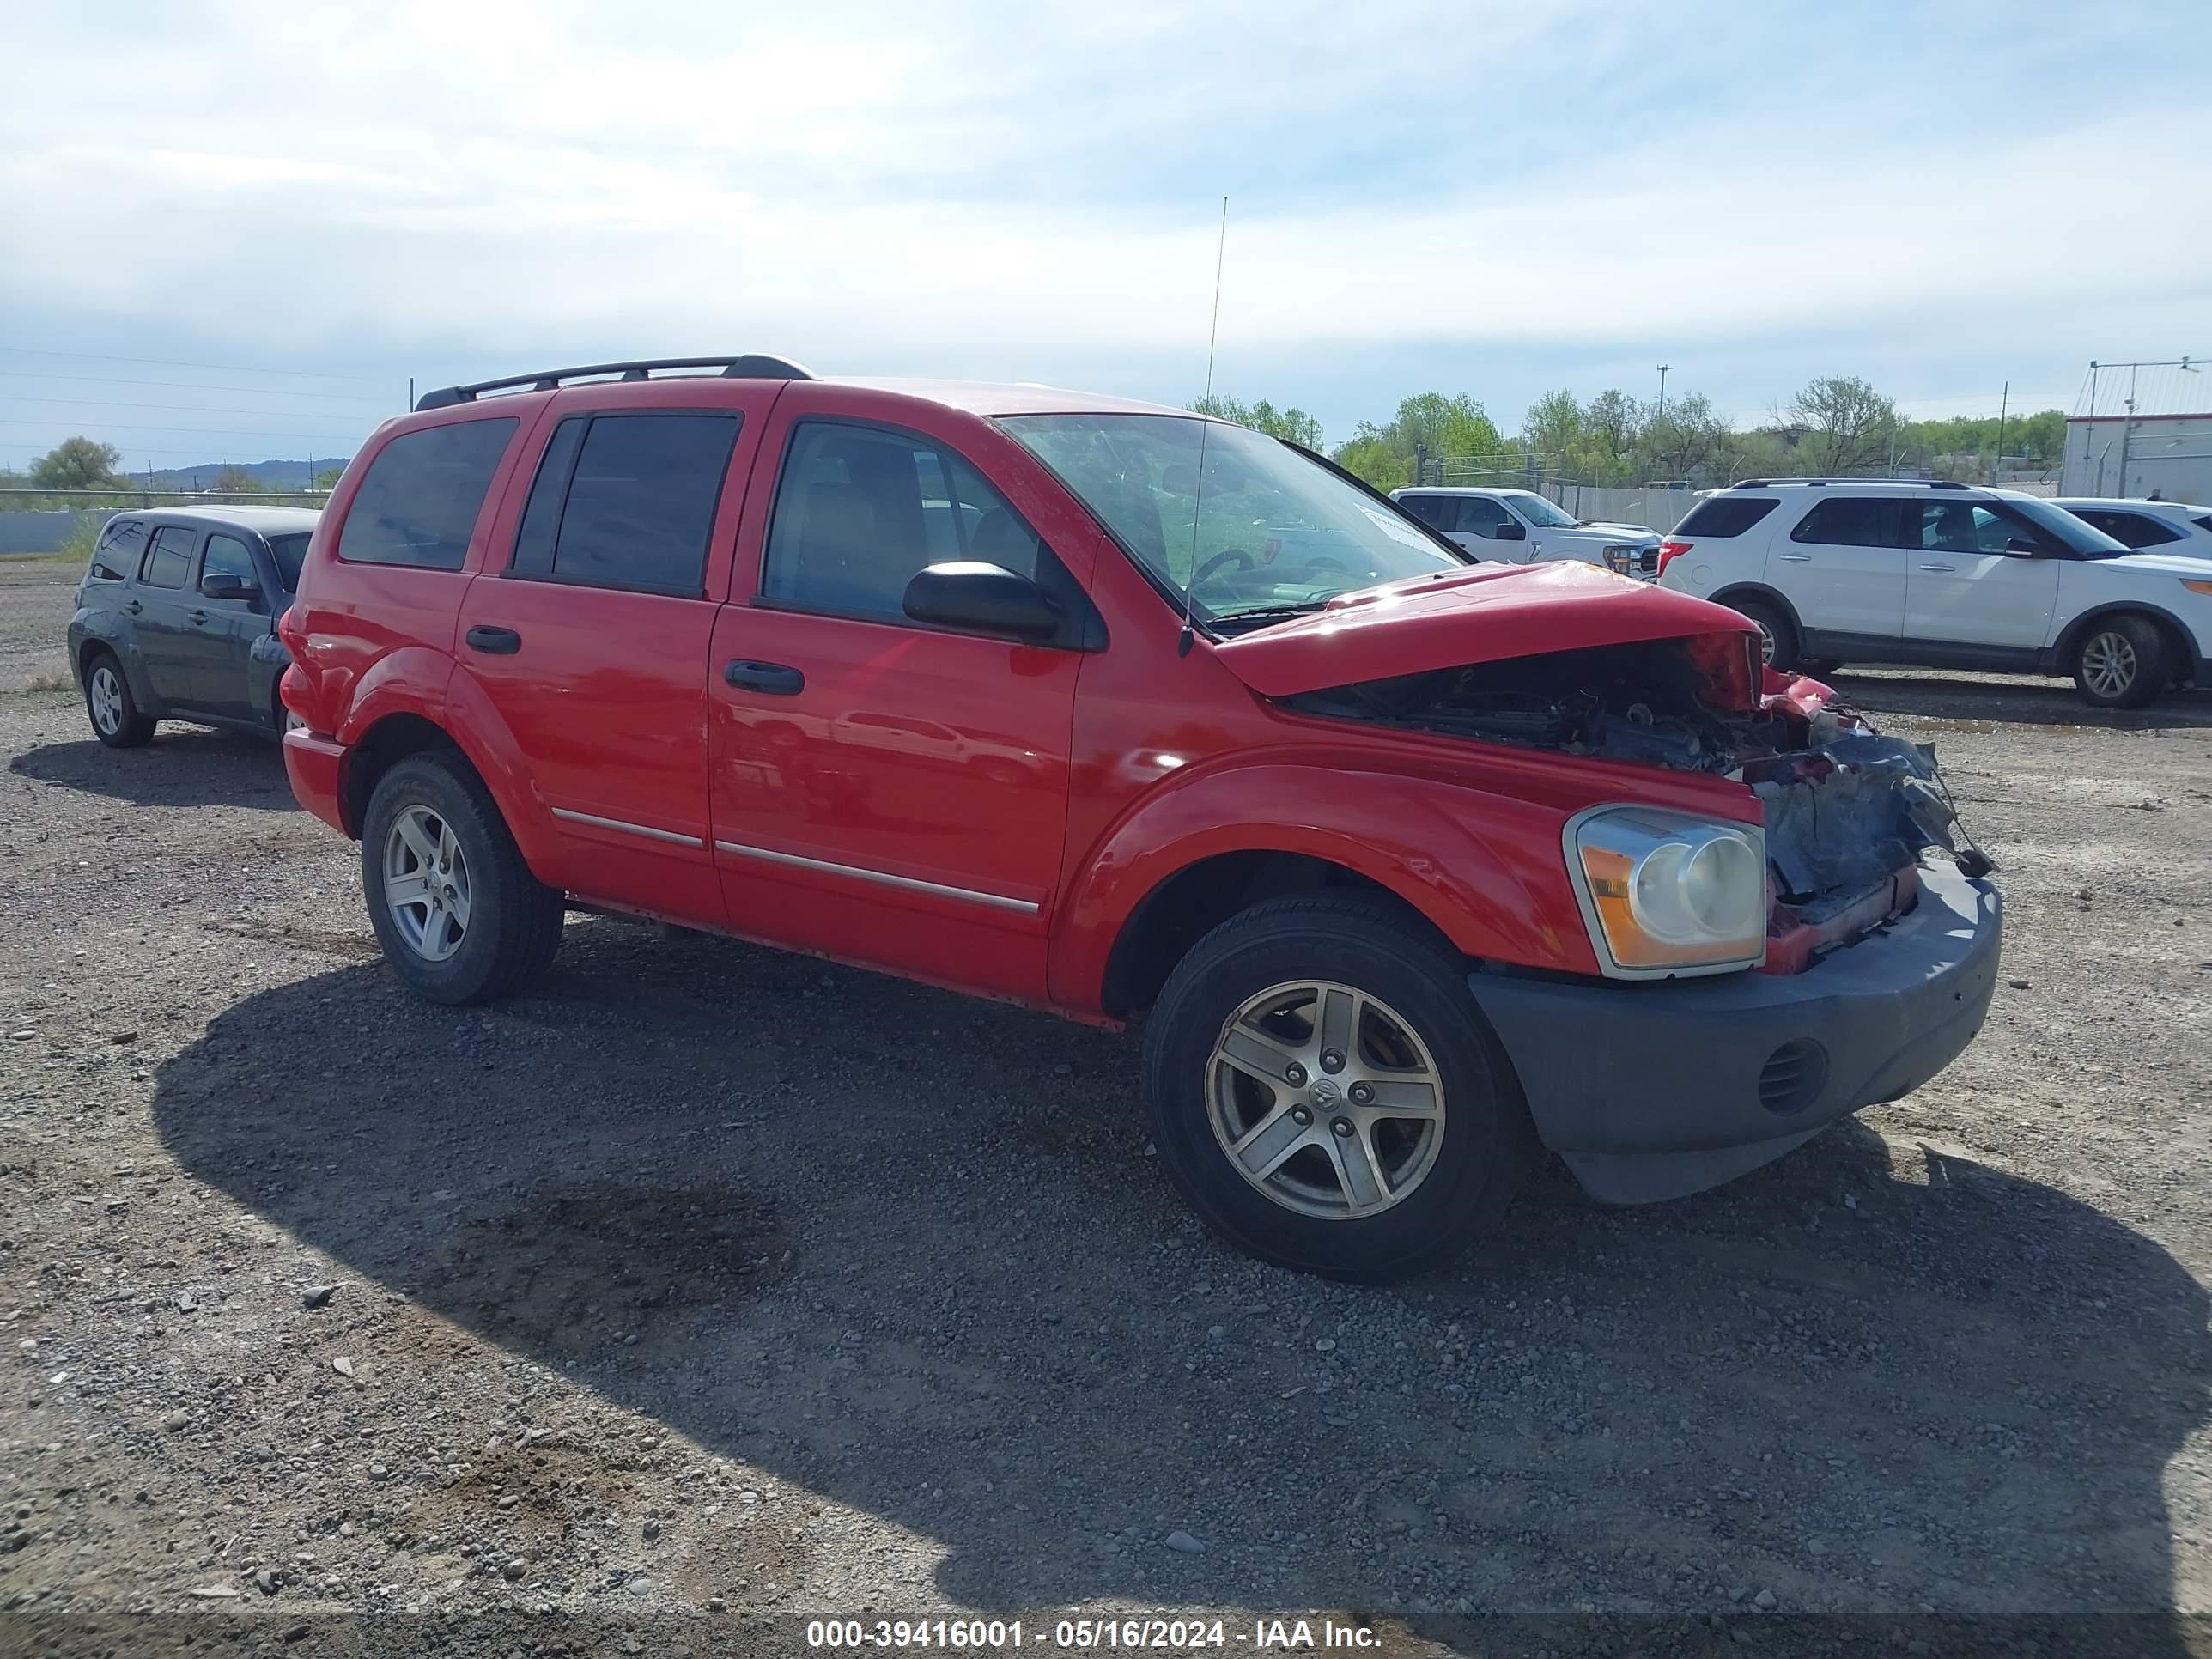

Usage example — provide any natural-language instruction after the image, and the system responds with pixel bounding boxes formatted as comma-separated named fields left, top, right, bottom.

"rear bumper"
left=283, top=728, right=349, bottom=837
left=1466, top=862, right=2002, bottom=1203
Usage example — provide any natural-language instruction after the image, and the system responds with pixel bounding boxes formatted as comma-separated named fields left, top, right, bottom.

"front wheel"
left=1140, top=896, right=1533, bottom=1280
left=2072, top=616, right=2166, bottom=709
left=361, top=752, right=565, bottom=1004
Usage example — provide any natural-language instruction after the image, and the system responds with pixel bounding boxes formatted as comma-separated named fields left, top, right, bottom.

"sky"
left=3, top=0, right=2209, bottom=473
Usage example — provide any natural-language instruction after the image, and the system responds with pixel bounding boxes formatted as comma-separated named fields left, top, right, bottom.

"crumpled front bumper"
left=1466, top=861, right=2002, bottom=1203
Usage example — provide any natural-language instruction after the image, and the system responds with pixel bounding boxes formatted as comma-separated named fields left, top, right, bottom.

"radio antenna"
left=1178, top=195, right=1229, bottom=659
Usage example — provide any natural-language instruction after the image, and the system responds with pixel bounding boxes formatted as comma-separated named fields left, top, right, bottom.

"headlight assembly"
left=1566, top=806, right=1767, bottom=976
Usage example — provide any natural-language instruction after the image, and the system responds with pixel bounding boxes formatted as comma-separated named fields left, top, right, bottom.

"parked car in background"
left=1391, top=486, right=1662, bottom=578
left=1656, top=479, right=2212, bottom=708
left=67, top=506, right=318, bottom=747
left=2054, top=497, right=2212, bottom=557
left=277, top=357, right=1999, bottom=1280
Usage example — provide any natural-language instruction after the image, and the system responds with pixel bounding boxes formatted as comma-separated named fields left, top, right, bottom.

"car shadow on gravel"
left=153, top=927, right=2209, bottom=1639
left=9, top=728, right=295, bottom=810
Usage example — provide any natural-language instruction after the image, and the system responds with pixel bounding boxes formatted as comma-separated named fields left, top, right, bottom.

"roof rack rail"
left=414, top=355, right=815, bottom=412
left=1728, top=477, right=1968, bottom=490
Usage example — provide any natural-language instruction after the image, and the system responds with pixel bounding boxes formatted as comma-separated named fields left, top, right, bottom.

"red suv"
left=278, top=356, right=2002, bottom=1279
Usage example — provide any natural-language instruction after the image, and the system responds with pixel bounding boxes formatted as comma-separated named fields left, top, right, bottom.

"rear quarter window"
left=2079, top=509, right=2184, bottom=550
left=337, top=418, right=520, bottom=570
left=1672, top=497, right=1778, bottom=538
left=88, top=518, right=143, bottom=581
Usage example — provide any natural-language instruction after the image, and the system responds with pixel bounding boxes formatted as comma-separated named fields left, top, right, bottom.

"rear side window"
left=510, top=412, right=739, bottom=594
left=89, top=518, right=143, bottom=580
left=1790, top=497, right=1906, bottom=548
left=139, top=526, right=198, bottom=588
left=1398, top=494, right=1450, bottom=530
left=2075, top=508, right=2183, bottom=550
left=1673, top=497, right=1779, bottom=538
left=337, top=418, right=520, bottom=570
left=762, top=421, right=1053, bottom=622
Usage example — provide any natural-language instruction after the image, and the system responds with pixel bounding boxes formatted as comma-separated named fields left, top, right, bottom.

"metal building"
left=2063, top=358, right=2212, bottom=503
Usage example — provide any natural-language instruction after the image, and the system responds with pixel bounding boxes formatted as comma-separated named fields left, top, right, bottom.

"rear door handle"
left=465, top=625, right=521, bottom=655
left=1778, top=553, right=1814, bottom=562
left=1918, top=562, right=1956, bottom=573
left=724, top=659, right=805, bottom=696
left=189, top=609, right=209, bottom=623
left=125, top=599, right=143, bottom=615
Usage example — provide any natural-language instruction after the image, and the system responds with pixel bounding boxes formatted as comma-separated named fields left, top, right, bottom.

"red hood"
left=1209, top=561, right=1761, bottom=697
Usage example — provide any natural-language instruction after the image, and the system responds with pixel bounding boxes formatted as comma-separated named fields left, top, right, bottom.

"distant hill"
left=138, top=457, right=351, bottom=491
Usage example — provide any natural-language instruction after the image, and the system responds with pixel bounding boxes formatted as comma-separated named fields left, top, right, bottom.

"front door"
left=1770, top=495, right=1909, bottom=647
left=131, top=524, right=204, bottom=708
left=1902, top=500, right=2062, bottom=651
left=453, top=398, right=769, bottom=927
left=707, top=400, right=1081, bottom=1001
left=180, top=532, right=270, bottom=721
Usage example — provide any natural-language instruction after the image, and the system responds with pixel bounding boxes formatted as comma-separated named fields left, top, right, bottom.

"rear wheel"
left=1140, top=896, right=1532, bottom=1280
left=1727, top=596, right=1799, bottom=672
left=362, top=753, right=565, bottom=1004
left=83, top=651, right=155, bottom=748
left=2072, top=615, right=2166, bottom=709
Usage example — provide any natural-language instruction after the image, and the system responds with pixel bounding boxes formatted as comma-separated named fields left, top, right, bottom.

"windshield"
left=2007, top=496, right=2130, bottom=559
left=266, top=532, right=311, bottom=589
left=1000, top=414, right=1463, bottom=625
left=1504, top=490, right=1582, bottom=529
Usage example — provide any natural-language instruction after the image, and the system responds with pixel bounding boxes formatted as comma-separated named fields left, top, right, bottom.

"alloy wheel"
left=88, top=664, right=123, bottom=736
left=1206, top=980, right=1446, bottom=1220
left=2080, top=630, right=2136, bottom=701
left=382, top=804, right=472, bottom=963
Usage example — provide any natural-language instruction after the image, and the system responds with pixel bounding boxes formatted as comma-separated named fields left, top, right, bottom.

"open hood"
left=1210, top=560, right=1759, bottom=699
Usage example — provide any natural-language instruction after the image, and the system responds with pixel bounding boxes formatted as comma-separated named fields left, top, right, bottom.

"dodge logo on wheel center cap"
left=1308, top=1077, right=1341, bottom=1108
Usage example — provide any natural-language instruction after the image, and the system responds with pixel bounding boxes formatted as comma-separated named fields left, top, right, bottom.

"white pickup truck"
left=1391, top=486, right=1662, bottom=578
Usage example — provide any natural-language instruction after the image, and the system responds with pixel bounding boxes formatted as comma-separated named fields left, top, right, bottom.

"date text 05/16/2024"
left=805, top=1617, right=1382, bottom=1650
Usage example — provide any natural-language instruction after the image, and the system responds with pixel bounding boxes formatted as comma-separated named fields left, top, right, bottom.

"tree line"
left=1197, top=378, right=2066, bottom=493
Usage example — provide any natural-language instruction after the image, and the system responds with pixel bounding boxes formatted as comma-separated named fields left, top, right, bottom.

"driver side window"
left=1455, top=497, right=1515, bottom=537
left=761, top=421, right=1055, bottom=623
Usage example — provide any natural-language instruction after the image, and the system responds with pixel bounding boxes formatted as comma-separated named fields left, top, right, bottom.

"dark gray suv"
left=67, top=506, right=319, bottom=747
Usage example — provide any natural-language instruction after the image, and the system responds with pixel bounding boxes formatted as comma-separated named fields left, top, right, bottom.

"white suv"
left=1656, top=479, right=2212, bottom=708
left=1391, top=487, right=1662, bottom=578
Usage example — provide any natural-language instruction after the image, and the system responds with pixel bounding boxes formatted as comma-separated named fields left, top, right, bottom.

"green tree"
left=30, top=436, right=124, bottom=490
left=1786, top=375, right=1898, bottom=475
left=211, top=466, right=266, bottom=496
left=1188, top=395, right=1323, bottom=449
left=1328, top=392, right=1511, bottom=487
left=312, top=466, right=344, bottom=491
left=1521, top=389, right=1585, bottom=460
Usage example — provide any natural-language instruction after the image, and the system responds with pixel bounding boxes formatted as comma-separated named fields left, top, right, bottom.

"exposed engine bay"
left=1280, top=634, right=1993, bottom=963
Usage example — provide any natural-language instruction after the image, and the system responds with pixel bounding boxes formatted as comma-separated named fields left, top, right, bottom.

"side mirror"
left=903, top=562, right=1063, bottom=642
left=201, top=571, right=261, bottom=603
left=1491, top=520, right=1526, bottom=541
left=2002, top=537, right=2045, bottom=557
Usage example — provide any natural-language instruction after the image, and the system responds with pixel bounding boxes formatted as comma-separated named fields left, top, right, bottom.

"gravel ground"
left=3, top=550, right=2210, bottom=1655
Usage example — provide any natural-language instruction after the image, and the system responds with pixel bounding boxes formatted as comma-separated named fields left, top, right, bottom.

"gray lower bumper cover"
left=1466, top=862, right=2002, bottom=1203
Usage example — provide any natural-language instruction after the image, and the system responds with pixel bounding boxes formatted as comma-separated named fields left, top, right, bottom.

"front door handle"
left=1777, top=553, right=1814, bottom=562
left=465, top=625, right=522, bottom=655
left=189, top=609, right=209, bottom=624
left=125, top=599, right=143, bottom=614
left=724, top=659, right=805, bottom=696
left=1918, top=562, right=1956, bottom=573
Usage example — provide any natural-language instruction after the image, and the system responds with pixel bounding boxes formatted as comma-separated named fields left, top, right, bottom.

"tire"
left=1727, top=596, right=1799, bottom=672
left=2072, top=616, right=2166, bottom=710
left=361, top=752, right=565, bottom=1004
left=1139, top=896, right=1533, bottom=1281
left=82, top=649, right=155, bottom=748
left=1796, top=658, right=1844, bottom=679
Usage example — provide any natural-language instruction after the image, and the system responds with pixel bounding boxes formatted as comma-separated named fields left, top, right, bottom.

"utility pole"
left=1992, top=381, right=2008, bottom=484
left=1656, top=364, right=1669, bottom=422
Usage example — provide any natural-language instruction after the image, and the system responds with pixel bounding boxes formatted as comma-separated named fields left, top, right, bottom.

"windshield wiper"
left=1206, top=599, right=1334, bottom=635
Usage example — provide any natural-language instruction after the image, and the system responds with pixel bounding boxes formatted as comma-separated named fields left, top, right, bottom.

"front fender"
left=1048, top=760, right=1603, bottom=1010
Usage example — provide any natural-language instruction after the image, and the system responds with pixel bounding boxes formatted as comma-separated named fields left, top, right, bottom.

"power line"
left=0, top=393, right=369, bottom=424
left=0, top=368, right=386, bottom=404
left=0, top=345, right=380, bottom=384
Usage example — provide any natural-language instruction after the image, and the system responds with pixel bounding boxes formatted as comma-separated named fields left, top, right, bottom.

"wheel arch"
left=1707, top=582, right=1804, bottom=638
left=2054, top=601, right=2203, bottom=685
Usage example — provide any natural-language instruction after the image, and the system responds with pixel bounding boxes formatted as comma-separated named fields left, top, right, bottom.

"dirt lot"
left=3, top=550, right=2210, bottom=1654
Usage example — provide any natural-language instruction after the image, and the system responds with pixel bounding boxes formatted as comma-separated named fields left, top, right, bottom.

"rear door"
left=1771, top=495, right=1909, bottom=647
left=131, top=524, right=204, bottom=708
left=453, top=394, right=768, bottom=927
left=705, top=391, right=1085, bottom=1000
left=181, top=532, right=270, bottom=720
left=1902, top=500, right=2063, bottom=650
